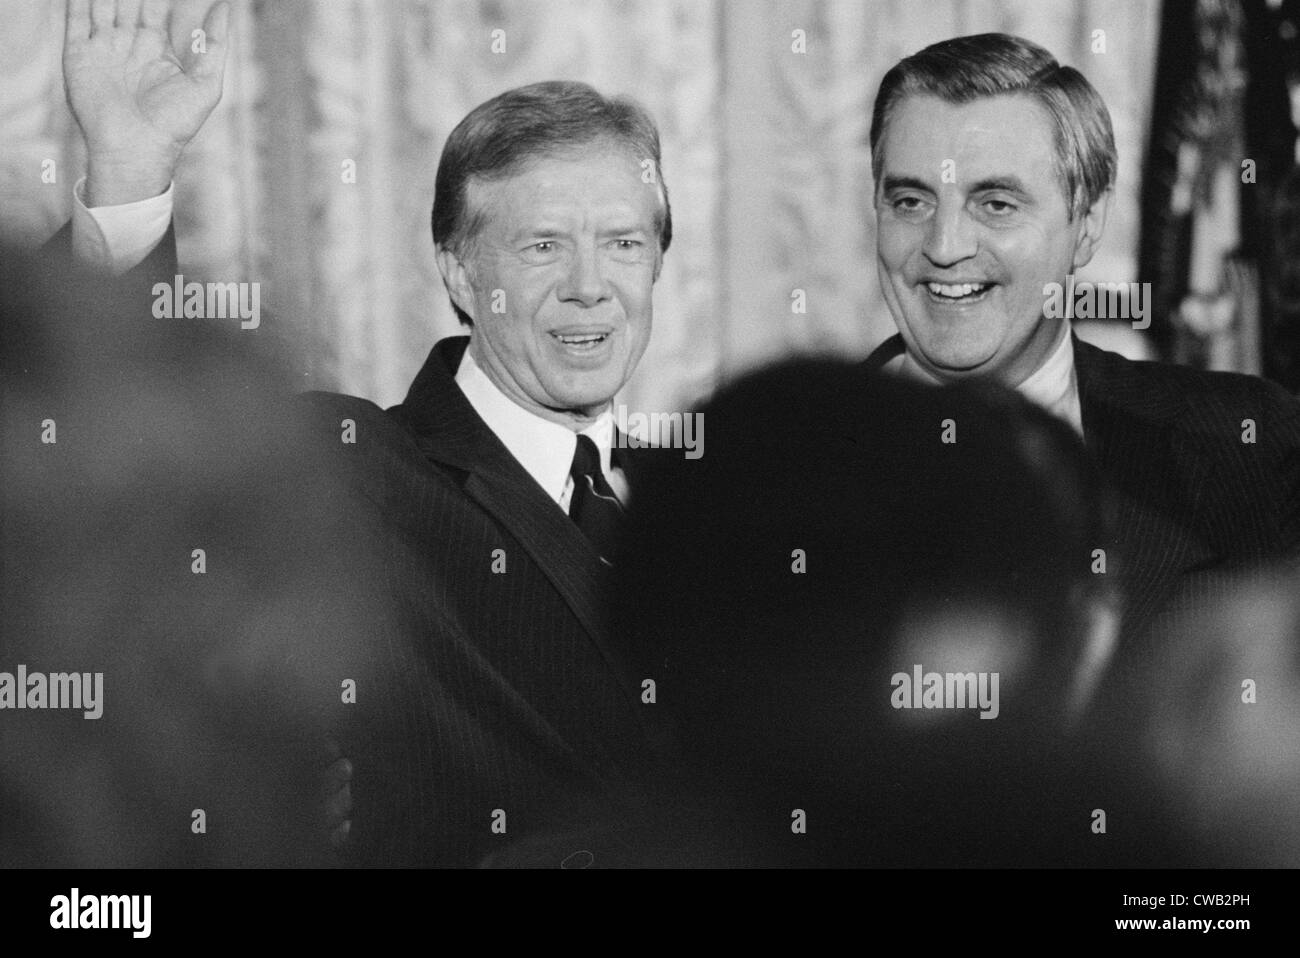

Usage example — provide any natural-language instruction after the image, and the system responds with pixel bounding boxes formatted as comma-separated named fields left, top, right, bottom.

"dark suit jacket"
left=865, top=333, right=1300, bottom=643
left=44, top=214, right=665, bottom=857
left=305, top=336, right=663, bottom=866
left=1072, top=336, right=1300, bottom=637
left=44, top=221, right=663, bottom=864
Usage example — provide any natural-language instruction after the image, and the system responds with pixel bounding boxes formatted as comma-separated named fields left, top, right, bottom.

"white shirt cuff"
left=71, top=176, right=174, bottom=275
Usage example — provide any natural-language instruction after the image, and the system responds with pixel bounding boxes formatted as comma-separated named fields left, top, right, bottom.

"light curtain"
left=1, top=0, right=1159, bottom=412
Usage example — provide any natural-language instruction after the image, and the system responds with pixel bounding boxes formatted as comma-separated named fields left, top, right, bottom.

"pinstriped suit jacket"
left=306, top=336, right=660, bottom=866
left=864, top=333, right=1300, bottom=644
left=51, top=221, right=663, bottom=865
left=1071, top=337, right=1300, bottom=643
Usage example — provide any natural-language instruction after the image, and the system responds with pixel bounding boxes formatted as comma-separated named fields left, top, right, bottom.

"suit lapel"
left=862, top=333, right=1218, bottom=635
left=390, top=336, right=634, bottom=691
left=1073, top=337, right=1214, bottom=631
left=863, top=333, right=906, bottom=373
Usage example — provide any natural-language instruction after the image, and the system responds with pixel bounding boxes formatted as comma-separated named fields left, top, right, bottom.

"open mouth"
left=551, top=330, right=612, bottom=352
left=925, top=281, right=993, bottom=304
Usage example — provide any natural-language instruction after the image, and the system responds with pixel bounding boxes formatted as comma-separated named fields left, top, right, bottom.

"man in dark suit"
left=58, top=0, right=669, bottom=865
left=863, top=33, right=1300, bottom=643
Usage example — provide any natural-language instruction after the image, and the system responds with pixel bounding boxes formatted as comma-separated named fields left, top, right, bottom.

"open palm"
left=64, top=0, right=229, bottom=171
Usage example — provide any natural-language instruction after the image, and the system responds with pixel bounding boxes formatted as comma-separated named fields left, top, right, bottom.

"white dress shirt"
left=892, top=323, right=1084, bottom=437
left=455, top=349, right=628, bottom=512
left=70, top=176, right=174, bottom=275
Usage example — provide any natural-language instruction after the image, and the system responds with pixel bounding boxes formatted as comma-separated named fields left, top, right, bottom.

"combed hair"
left=869, top=33, right=1117, bottom=220
left=432, top=81, right=671, bottom=325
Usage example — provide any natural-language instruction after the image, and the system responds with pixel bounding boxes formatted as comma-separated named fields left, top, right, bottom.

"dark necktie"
left=568, top=434, right=624, bottom=565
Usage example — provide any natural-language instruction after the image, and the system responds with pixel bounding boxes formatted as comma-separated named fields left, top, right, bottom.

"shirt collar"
left=893, top=322, right=1083, bottom=437
left=454, top=347, right=615, bottom=505
left=1016, top=323, right=1082, bottom=436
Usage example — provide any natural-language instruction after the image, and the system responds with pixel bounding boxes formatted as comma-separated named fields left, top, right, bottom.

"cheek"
left=496, top=276, right=556, bottom=331
left=614, top=269, right=657, bottom=317
left=877, top=223, right=918, bottom=274
left=989, top=226, right=1067, bottom=282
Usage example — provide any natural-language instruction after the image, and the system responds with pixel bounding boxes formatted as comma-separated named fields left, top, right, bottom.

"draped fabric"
left=2, top=0, right=1159, bottom=412
left=1240, top=0, right=1300, bottom=391
left=1136, top=0, right=1300, bottom=386
left=1140, top=0, right=1253, bottom=371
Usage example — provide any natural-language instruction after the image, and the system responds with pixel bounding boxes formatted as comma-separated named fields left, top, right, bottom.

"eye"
left=981, top=198, right=1017, bottom=215
left=520, top=240, right=561, bottom=263
left=889, top=195, right=930, bottom=217
left=608, top=237, right=650, bottom=263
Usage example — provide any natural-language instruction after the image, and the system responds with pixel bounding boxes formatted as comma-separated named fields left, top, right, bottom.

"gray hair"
left=432, top=81, right=671, bottom=324
left=870, top=33, right=1117, bottom=221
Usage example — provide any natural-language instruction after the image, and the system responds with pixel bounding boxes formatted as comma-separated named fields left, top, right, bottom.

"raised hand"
left=63, top=0, right=230, bottom=205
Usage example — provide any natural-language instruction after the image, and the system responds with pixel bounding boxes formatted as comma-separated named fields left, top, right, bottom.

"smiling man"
left=320, top=83, right=672, bottom=864
left=864, top=34, right=1300, bottom=643
left=54, top=0, right=671, bottom=866
left=434, top=135, right=661, bottom=431
left=422, top=84, right=667, bottom=549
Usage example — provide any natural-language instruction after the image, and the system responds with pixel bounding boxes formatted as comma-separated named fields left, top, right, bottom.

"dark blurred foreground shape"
left=594, top=359, right=1300, bottom=867
left=0, top=244, right=386, bottom=866
left=8, top=239, right=1296, bottom=867
left=586, top=362, right=1118, bottom=865
left=1090, top=559, right=1300, bottom=868
left=1, top=238, right=665, bottom=868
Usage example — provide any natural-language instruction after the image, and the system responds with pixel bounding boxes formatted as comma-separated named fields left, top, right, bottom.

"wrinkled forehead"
left=464, top=138, right=665, bottom=232
left=877, top=93, right=1061, bottom=187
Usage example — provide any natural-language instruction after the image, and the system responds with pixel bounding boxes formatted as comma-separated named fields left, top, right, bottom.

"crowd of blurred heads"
left=2, top=243, right=1297, bottom=868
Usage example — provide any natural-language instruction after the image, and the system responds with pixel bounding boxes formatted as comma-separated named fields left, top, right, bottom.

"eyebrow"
left=879, top=175, right=934, bottom=194
left=512, top=219, right=653, bottom=242
left=968, top=176, right=1031, bottom=196
left=880, top=174, right=1035, bottom=197
left=597, top=224, right=652, bottom=238
left=509, top=226, right=566, bottom=245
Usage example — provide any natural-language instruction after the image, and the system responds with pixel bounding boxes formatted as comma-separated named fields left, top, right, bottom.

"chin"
left=550, top=383, right=618, bottom=412
left=920, top=346, right=1001, bottom=376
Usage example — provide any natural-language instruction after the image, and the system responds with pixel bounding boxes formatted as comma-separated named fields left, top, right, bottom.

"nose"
left=558, top=246, right=613, bottom=307
left=922, top=202, right=978, bottom=267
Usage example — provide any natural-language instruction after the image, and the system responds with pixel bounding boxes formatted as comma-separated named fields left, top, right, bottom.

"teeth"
left=927, top=282, right=988, bottom=298
left=556, top=333, right=608, bottom=345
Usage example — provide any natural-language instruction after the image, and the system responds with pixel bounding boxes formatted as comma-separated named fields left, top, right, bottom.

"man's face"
left=441, top=142, right=661, bottom=427
left=875, top=93, right=1102, bottom=386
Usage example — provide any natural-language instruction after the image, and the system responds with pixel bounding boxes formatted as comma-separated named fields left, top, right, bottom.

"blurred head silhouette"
left=611, top=361, right=1119, bottom=865
left=0, top=245, right=383, bottom=866
left=1093, top=562, right=1300, bottom=867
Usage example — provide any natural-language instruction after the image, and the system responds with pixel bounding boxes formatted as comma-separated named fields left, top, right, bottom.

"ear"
left=435, top=245, right=478, bottom=323
left=1065, top=589, right=1121, bottom=723
left=1070, top=189, right=1112, bottom=272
